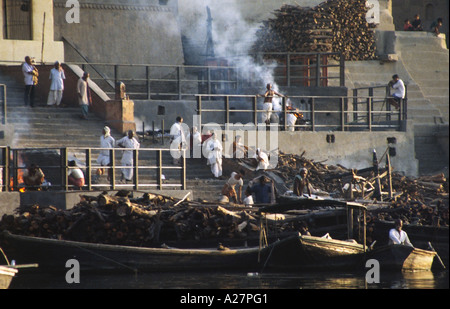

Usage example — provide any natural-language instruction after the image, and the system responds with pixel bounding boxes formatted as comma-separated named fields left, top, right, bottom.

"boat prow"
left=0, top=265, right=18, bottom=289
left=368, top=244, right=437, bottom=271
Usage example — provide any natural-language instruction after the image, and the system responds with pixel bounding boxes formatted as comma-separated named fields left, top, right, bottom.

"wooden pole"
left=386, top=152, right=393, bottom=199
left=40, top=13, right=46, bottom=64
left=373, top=149, right=382, bottom=201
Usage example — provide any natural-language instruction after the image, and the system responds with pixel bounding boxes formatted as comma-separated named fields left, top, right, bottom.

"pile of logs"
left=252, top=0, right=376, bottom=60
left=0, top=192, right=291, bottom=247
left=270, top=151, right=449, bottom=227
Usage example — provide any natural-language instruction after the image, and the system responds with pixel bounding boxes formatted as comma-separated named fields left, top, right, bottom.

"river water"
left=9, top=269, right=449, bottom=289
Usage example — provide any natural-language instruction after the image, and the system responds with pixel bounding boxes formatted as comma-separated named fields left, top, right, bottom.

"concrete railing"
left=1, top=146, right=186, bottom=192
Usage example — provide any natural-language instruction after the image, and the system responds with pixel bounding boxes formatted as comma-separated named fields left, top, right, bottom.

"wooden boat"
left=0, top=265, right=18, bottom=289
left=264, top=235, right=366, bottom=270
left=0, top=229, right=369, bottom=273
left=260, top=198, right=369, bottom=270
left=367, top=244, right=437, bottom=271
left=0, top=230, right=311, bottom=273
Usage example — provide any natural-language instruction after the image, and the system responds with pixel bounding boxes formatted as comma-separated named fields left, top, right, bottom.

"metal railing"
left=70, top=53, right=344, bottom=100
left=1, top=51, right=345, bottom=101
left=1, top=146, right=186, bottom=192
left=0, top=84, right=6, bottom=125
left=196, top=93, right=406, bottom=132
left=352, top=84, right=408, bottom=123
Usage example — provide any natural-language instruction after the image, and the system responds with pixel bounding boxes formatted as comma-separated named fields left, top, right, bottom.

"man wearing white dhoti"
left=117, top=130, right=140, bottom=182
left=96, top=126, right=115, bottom=180
left=206, top=133, right=223, bottom=178
left=259, top=83, right=284, bottom=125
left=47, top=61, right=66, bottom=107
left=170, top=116, right=186, bottom=164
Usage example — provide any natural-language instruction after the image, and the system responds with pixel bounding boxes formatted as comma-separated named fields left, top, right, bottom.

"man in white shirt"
left=22, top=56, right=38, bottom=107
left=389, top=219, right=413, bottom=247
left=388, top=74, right=405, bottom=110
left=47, top=61, right=66, bottom=107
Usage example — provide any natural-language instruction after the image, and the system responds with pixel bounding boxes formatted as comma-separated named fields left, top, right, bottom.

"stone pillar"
left=105, top=99, right=136, bottom=134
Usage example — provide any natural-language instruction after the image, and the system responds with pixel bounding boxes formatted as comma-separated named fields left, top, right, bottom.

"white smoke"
left=178, top=0, right=278, bottom=91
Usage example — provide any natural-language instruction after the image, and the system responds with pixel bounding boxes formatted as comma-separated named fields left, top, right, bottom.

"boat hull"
left=0, top=231, right=367, bottom=273
left=0, top=266, right=18, bottom=289
left=367, top=245, right=437, bottom=271
left=266, top=235, right=366, bottom=270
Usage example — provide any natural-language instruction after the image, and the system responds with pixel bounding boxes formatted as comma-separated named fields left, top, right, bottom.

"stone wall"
left=53, top=0, right=184, bottom=67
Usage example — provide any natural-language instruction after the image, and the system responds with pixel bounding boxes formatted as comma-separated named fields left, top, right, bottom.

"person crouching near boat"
left=293, top=167, right=312, bottom=197
left=389, top=219, right=413, bottom=247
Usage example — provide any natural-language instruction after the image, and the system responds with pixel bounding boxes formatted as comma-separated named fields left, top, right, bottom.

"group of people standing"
left=22, top=56, right=92, bottom=120
left=96, top=126, right=141, bottom=183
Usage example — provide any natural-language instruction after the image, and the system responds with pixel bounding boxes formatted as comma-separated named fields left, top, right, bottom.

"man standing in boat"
left=388, top=219, right=413, bottom=247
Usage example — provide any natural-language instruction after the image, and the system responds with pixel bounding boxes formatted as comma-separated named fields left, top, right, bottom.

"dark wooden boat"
left=0, top=265, right=18, bottom=289
left=0, top=230, right=311, bottom=273
left=367, top=244, right=437, bottom=271
left=0, top=229, right=369, bottom=273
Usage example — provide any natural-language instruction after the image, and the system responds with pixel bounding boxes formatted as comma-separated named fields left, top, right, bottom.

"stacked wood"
left=267, top=151, right=449, bottom=227
left=251, top=0, right=376, bottom=61
left=0, top=192, right=292, bottom=247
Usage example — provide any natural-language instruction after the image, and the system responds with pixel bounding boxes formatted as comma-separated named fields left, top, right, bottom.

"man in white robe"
left=170, top=116, right=186, bottom=164
left=117, top=130, right=140, bottom=182
left=206, top=133, right=223, bottom=178
left=254, top=148, right=270, bottom=170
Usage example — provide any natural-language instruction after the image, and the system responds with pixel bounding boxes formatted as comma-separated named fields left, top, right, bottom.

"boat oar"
left=428, top=242, right=446, bottom=269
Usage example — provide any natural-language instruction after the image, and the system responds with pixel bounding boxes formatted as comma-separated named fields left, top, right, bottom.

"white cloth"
left=389, top=228, right=413, bottom=247
left=392, top=79, right=405, bottom=98
left=170, top=121, right=186, bottom=161
left=22, top=62, right=35, bottom=85
left=243, top=195, right=254, bottom=207
left=192, top=132, right=202, bottom=147
left=68, top=168, right=84, bottom=179
left=49, top=68, right=66, bottom=90
left=227, top=172, right=244, bottom=188
left=170, top=121, right=186, bottom=144
left=255, top=150, right=269, bottom=170
left=47, top=90, right=64, bottom=106
left=77, top=78, right=90, bottom=105
left=207, top=138, right=223, bottom=178
left=117, top=136, right=140, bottom=180
left=97, top=135, right=116, bottom=166
left=286, top=113, right=297, bottom=131
left=262, top=102, right=273, bottom=123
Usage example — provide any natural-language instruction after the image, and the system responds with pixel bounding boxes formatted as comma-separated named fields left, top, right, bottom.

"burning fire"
left=10, top=167, right=26, bottom=192
left=9, top=154, right=26, bottom=192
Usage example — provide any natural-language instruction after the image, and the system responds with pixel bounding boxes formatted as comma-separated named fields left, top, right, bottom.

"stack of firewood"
left=252, top=0, right=376, bottom=60
left=0, top=192, right=288, bottom=247
left=270, top=151, right=449, bottom=226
